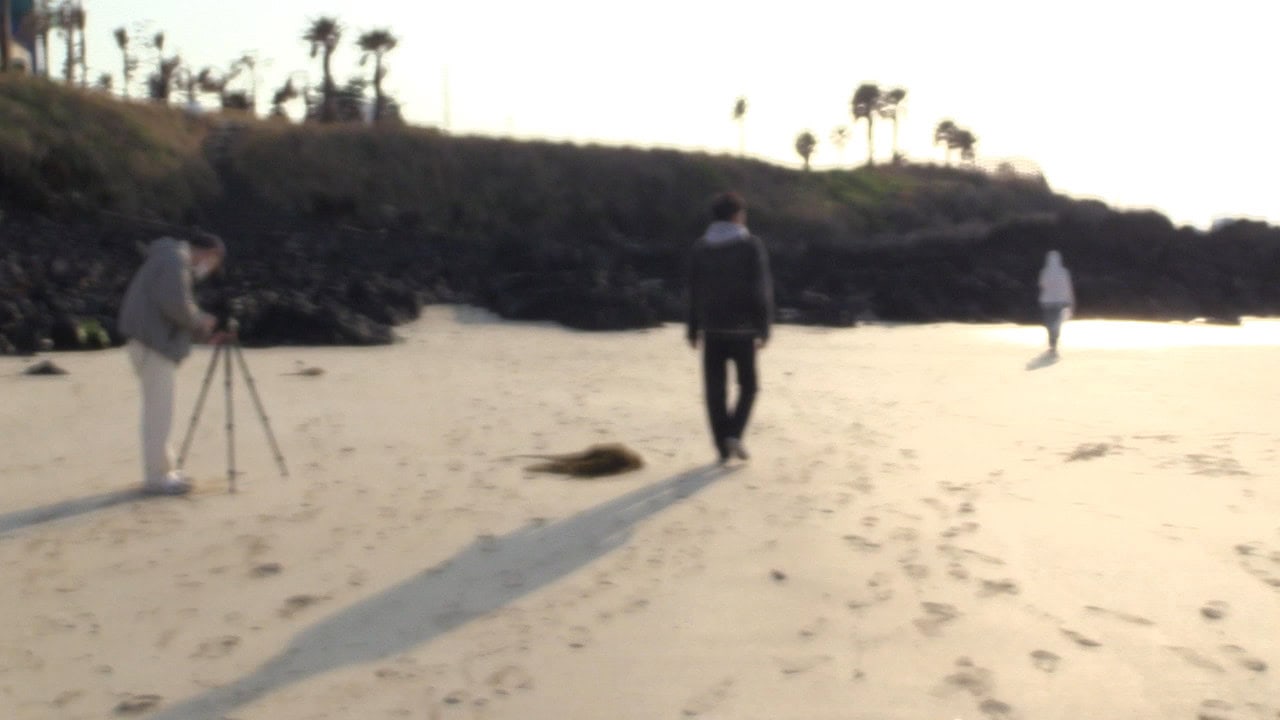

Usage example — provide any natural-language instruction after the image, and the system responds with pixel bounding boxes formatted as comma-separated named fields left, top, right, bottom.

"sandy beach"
left=2, top=306, right=1278, bottom=720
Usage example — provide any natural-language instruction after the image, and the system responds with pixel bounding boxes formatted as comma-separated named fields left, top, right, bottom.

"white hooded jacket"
left=1038, top=251, right=1075, bottom=305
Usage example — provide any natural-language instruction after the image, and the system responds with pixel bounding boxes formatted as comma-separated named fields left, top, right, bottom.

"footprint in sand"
left=843, top=534, right=882, bottom=552
left=441, top=689, right=471, bottom=706
left=798, top=617, right=829, bottom=640
left=1060, top=629, right=1102, bottom=648
left=190, top=635, right=240, bottom=660
left=891, top=526, right=922, bottom=543
left=1030, top=650, right=1060, bottom=673
left=114, top=694, right=163, bottom=715
left=279, top=594, right=329, bottom=619
left=941, top=522, right=981, bottom=539
left=920, top=498, right=949, bottom=517
left=776, top=655, right=831, bottom=675
left=1220, top=645, right=1268, bottom=673
left=1066, top=443, right=1116, bottom=462
left=980, top=698, right=1016, bottom=718
left=1235, top=542, right=1280, bottom=590
left=250, top=562, right=283, bottom=578
left=487, top=665, right=534, bottom=696
left=943, top=657, right=993, bottom=696
left=563, top=626, right=592, bottom=649
left=1197, top=699, right=1241, bottom=720
left=53, top=690, right=84, bottom=709
left=948, top=563, right=971, bottom=581
left=847, top=572, right=896, bottom=611
left=1167, top=647, right=1225, bottom=673
left=979, top=579, right=1020, bottom=598
left=1201, top=601, right=1230, bottom=621
left=682, top=678, right=734, bottom=717
left=0, top=646, right=45, bottom=672
left=1084, top=606, right=1154, bottom=626
left=914, top=602, right=960, bottom=637
left=902, top=563, right=930, bottom=580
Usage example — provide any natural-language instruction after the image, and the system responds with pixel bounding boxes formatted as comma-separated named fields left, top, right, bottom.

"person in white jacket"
left=1038, top=250, right=1075, bottom=355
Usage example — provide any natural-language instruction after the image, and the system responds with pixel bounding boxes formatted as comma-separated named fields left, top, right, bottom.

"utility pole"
left=441, top=64, right=452, bottom=131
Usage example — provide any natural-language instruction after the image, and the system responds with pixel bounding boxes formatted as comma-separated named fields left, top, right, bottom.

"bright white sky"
left=74, top=0, right=1277, bottom=228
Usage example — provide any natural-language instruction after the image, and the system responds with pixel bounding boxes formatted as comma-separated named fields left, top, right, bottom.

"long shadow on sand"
left=147, top=463, right=736, bottom=720
left=0, top=489, right=148, bottom=537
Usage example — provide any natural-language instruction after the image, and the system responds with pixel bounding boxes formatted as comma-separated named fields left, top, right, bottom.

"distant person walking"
left=687, top=192, right=775, bottom=464
left=118, top=232, right=226, bottom=495
left=1038, top=250, right=1075, bottom=355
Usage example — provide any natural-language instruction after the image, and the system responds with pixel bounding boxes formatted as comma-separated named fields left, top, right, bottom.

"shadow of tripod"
left=177, top=321, right=289, bottom=493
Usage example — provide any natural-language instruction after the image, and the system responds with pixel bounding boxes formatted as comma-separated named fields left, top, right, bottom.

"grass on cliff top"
left=0, top=75, right=217, bottom=219
left=1, top=77, right=1060, bottom=243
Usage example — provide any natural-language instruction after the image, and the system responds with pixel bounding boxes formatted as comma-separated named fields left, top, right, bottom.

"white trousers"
left=127, top=341, right=177, bottom=483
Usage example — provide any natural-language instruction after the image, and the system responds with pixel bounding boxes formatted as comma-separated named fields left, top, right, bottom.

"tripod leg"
left=225, top=339, right=236, bottom=493
left=177, top=344, right=223, bottom=471
left=232, top=343, right=291, bottom=478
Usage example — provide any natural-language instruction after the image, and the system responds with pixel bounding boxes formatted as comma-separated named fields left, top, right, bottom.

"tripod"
left=177, top=320, right=290, bottom=492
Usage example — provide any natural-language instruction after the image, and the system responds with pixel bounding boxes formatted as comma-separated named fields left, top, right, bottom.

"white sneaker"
left=726, top=437, right=750, bottom=461
left=143, top=472, right=193, bottom=496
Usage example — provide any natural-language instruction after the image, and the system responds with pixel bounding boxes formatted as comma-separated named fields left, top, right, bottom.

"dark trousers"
left=1042, top=303, right=1068, bottom=350
left=702, top=335, right=759, bottom=457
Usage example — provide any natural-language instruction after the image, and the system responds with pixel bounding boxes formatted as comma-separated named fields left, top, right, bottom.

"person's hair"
left=710, top=192, right=747, bottom=222
left=187, top=230, right=225, bottom=256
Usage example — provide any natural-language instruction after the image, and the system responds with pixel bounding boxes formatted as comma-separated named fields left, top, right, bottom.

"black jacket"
left=687, top=234, right=774, bottom=342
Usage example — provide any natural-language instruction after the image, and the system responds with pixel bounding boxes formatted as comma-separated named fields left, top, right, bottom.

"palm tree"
left=934, top=119, right=958, bottom=165
left=148, top=55, right=180, bottom=104
left=303, top=16, right=342, bottom=123
left=151, top=30, right=164, bottom=69
left=230, top=52, right=258, bottom=113
left=879, top=87, right=906, bottom=161
left=851, top=83, right=882, bottom=166
left=177, top=65, right=208, bottom=107
left=732, top=96, right=747, bottom=157
left=830, top=126, right=850, bottom=166
left=951, top=129, right=977, bottom=164
left=113, top=27, right=133, bottom=98
left=270, top=77, right=299, bottom=119
left=54, top=1, right=79, bottom=83
left=34, top=0, right=52, bottom=77
left=795, top=131, right=817, bottom=171
left=358, top=29, right=397, bottom=124
left=72, top=2, right=85, bottom=87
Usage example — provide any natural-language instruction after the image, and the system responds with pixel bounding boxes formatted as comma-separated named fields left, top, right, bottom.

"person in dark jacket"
left=687, top=192, right=774, bottom=464
left=118, top=232, right=225, bottom=495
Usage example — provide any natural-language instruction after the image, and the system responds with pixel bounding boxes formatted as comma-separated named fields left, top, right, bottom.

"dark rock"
left=24, top=359, right=68, bottom=375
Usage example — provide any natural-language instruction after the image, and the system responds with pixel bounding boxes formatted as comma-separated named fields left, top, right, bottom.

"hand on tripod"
left=208, top=318, right=239, bottom=346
